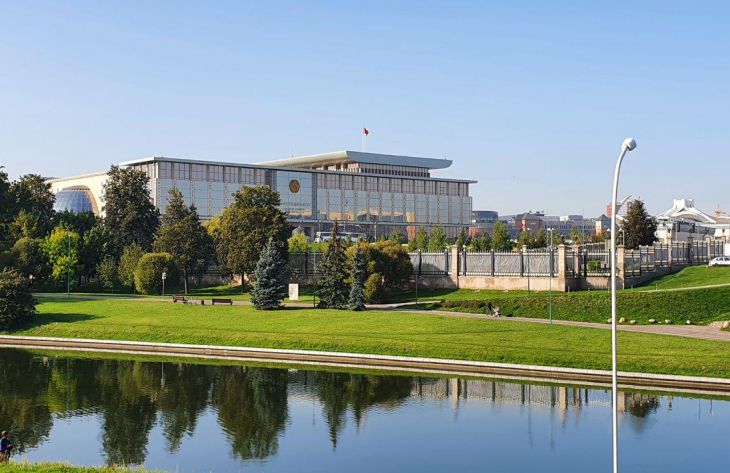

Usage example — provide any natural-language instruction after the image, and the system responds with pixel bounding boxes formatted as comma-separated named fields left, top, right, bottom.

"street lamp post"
left=610, top=137, right=637, bottom=473
left=67, top=233, right=71, bottom=298
left=161, top=271, right=167, bottom=302
left=548, top=227, right=553, bottom=323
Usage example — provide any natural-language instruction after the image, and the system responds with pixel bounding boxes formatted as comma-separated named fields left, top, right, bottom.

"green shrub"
left=118, top=243, right=144, bottom=289
left=587, top=260, right=602, bottom=272
left=134, top=253, right=179, bottom=295
left=0, top=268, right=36, bottom=328
left=364, top=272, right=385, bottom=303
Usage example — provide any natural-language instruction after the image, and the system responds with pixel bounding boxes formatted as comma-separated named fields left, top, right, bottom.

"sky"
left=1, top=0, right=729, bottom=216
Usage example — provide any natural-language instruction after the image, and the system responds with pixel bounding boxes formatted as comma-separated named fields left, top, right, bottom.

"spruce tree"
left=251, top=239, right=288, bottom=310
left=622, top=199, right=657, bottom=249
left=317, top=222, right=349, bottom=309
left=348, top=246, right=367, bottom=311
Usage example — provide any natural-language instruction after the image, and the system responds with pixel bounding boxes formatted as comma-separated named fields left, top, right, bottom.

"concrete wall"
left=48, top=172, right=108, bottom=217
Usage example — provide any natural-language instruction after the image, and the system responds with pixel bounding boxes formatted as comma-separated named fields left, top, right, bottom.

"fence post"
left=462, top=247, right=467, bottom=276
left=450, top=246, right=460, bottom=287
left=557, top=244, right=567, bottom=291
left=491, top=250, right=495, bottom=277
left=417, top=249, right=422, bottom=277
left=520, top=246, right=526, bottom=277
left=616, top=245, right=626, bottom=289
left=667, top=238, right=673, bottom=268
left=304, top=250, right=309, bottom=276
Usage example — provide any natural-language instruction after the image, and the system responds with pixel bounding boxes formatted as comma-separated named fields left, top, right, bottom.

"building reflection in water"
left=0, top=348, right=663, bottom=466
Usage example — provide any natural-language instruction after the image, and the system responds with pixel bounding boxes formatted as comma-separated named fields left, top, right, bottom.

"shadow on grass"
left=21, top=312, right=99, bottom=330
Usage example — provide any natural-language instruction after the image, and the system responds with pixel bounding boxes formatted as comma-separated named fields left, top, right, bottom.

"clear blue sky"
left=1, top=1, right=728, bottom=216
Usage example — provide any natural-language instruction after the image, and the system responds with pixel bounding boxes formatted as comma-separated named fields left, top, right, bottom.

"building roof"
left=255, top=150, right=453, bottom=170
left=656, top=198, right=717, bottom=224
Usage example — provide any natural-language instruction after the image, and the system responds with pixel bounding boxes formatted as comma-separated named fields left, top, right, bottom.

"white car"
left=708, top=256, right=730, bottom=267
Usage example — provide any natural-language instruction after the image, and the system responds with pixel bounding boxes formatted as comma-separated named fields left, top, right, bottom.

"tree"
left=215, top=186, right=290, bottom=287
left=468, top=233, right=492, bottom=252
left=41, top=227, right=80, bottom=286
left=11, top=238, right=49, bottom=282
left=317, top=223, right=349, bottom=309
left=288, top=232, right=308, bottom=253
left=154, top=188, right=213, bottom=294
left=54, top=211, right=98, bottom=236
left=517, top=229, right=533, bottom=249
left=118, top=243, right=145, bottom=290
left=9, top=211, right=43, bottom=241
left=102, top=165, right=160, bottom=254
left=408, top=228, right=429, bottom=252
left=348, top=246, right=367, bottom=311
left=0, top=268, right=36, bottom=328
left=134, top=253, right=179, bottom=295
left=533, top=228, right=548, bottom=249
left=428, top=226, right=447, bottom=252
left=569, top=225, right=583, bottom=245
left=491, top=221, right=512, bottom=251
left=78, top=224, right=114, bottom=282
left=96, top=257, right=119, bottom=290
left=251, top=239, right=289, bottom=310
left=622, top=200, right=657, bottom=249
left=0, top=167, right=12, bottom=236
left=9, top=174, right=56, bottom=236
left=455, top=228, right=469, bottom=249
left=388, top=232, right=405, bottom=245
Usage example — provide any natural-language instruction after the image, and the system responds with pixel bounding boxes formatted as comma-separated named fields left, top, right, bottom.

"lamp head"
left=622, top=138, right=637, bottom=151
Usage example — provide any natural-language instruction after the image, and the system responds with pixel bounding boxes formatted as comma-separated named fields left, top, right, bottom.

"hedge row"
left=436, top=286, right=730, bottom=324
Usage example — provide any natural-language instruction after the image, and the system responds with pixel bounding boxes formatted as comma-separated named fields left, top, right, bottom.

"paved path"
left=36, top=293, right=730, bottom=342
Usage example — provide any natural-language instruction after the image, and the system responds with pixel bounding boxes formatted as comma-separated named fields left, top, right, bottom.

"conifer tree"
left=317, top=222, right=349, bottom=309
left=348, top=246, right=367, bottom=311
left=251, top=239, right=288, bottom=310
left=622, top=199, right=657, bottom=249
left=491, top=221, right=513, bottom=251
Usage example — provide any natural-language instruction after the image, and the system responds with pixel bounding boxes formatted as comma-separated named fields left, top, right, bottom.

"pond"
left=2, top=347, right=728, bottom=472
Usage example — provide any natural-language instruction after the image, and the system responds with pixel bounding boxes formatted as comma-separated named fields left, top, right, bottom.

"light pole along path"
left=610, top=137, right=637, bottom=473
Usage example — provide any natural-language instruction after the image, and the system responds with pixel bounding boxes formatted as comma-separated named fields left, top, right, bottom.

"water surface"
left=2, top=348, right=727, bottom=472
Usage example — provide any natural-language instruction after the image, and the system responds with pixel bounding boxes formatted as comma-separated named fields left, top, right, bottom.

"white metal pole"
left=610, top=138, right=635, bottom=473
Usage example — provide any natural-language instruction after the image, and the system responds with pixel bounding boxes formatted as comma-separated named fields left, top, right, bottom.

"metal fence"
left=288, top=240, right=725, bottom=281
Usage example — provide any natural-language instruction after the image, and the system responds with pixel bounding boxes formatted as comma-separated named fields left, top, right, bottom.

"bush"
left=134, top=253, right=179, bottom=295
left=364, top=273, right=385, bottom=303
left=0, top=268, right=36, bottom=328
left=11, top=237, right=49, bottom=282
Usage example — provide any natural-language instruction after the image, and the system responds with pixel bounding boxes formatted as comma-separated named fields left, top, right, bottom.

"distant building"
left=655, top=198, right=730, bottom=242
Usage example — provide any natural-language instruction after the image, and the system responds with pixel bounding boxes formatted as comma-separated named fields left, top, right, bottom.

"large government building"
left=49, top=151, right=475, bottom=240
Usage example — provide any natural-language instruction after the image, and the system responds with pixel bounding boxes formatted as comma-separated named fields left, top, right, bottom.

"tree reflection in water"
left=0, top=348, right=664, bottom=466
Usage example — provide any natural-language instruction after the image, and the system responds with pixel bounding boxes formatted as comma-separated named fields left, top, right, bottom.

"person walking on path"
left=0, top=431, right=13, bottom=462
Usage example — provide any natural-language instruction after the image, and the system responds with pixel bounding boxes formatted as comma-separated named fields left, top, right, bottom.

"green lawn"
left=1, top=462, right=160, bottom=472
left=8, top=298, right=730, bottom=378
left=634, top=265, right=730, bottom=290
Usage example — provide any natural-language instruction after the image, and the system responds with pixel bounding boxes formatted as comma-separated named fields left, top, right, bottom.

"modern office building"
left=48, top=150, right=475, bottom=240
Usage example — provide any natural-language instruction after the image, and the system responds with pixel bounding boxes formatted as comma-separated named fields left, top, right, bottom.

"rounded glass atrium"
left=53, top=188, right=97, bottom=214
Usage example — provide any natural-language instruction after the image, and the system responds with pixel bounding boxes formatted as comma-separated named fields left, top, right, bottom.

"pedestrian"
left=0, top=431, right=13, bottom=462
left=487, top=302, right=494, bottom=317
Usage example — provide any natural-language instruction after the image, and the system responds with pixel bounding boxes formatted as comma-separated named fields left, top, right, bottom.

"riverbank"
left=1, top=461, right=160, bottom=472
left=7, top=298, right=730, bottom=379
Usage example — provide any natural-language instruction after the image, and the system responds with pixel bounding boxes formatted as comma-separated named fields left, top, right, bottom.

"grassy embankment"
left=1, top=462, right=159, bottom=472
left=398, top=266, right=730, bottom=324
left=7, top=298, right=730, bottom=378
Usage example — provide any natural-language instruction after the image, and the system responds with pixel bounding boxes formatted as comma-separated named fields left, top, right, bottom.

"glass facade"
left=53, top=188, right=96, bottom=214
left=138, top=158, right=472, bottom=240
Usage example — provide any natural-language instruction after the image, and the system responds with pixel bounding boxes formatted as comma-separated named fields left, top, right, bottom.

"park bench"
left=211, top=298, right=233, bottom=306
left=172, top=295, right=187, bottom=304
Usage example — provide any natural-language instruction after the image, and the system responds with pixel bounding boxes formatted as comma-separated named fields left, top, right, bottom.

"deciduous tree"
left=491, top=221, right=512, bottom=251
left=214, top=186, right=290, bottom=286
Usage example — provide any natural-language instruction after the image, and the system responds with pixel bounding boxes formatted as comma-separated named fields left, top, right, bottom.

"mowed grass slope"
left=8, top=298, right=730, bottom=378
left=635, top=265, right=730, bottom=290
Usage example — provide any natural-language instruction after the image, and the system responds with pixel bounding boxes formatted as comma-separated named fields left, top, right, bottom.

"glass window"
left=241, top=168, right=255, bottom=184
left=224, top=167, right=237, bottom=183
left=425, top=181, right=435, bottom=195
left=317, top=173, right=327, bottom=188
left=353, top=175, right=365, bottom=191
left=378, top=178, right=389, bottom=192
left=191, top=164, right=206, bottom=181
left=174, top=163, right=190, bottom=180
left=366, top=177, right=378, bottom=191
left=255, top=169, right=266, bottom=185
left=340, top=174, right=353, bottom=190
left=415, top=180, right=425, bottom=194
left=391, top=179, right=402, bottom=193
left=158, top=162, right=172, bottom=179
left=437, top=181, right=448, bottom=195
left=209, top=165, right=223, bottom=182
left=449, top=182, right=459, bottom=196
left=403, top=179, right=414, bottom=193
left=326, top=174, right=338, bottom=189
